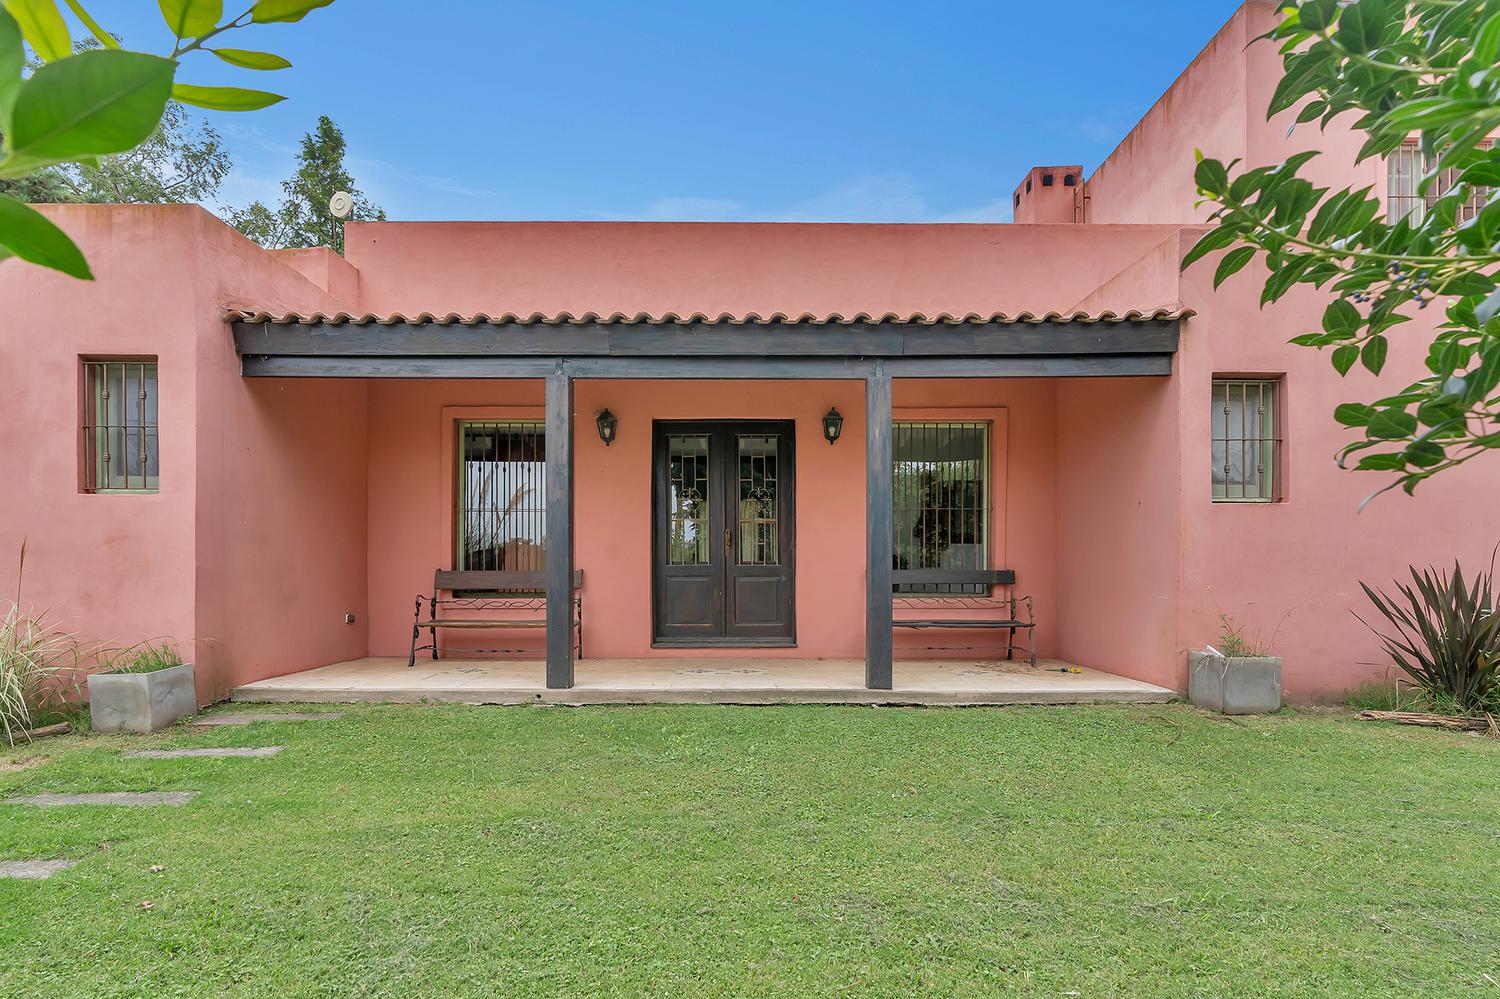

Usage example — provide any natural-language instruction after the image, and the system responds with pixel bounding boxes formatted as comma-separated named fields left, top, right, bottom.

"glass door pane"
left=667, top=434, right=711, bottom=565
left=736, top=434, right=779, bottom=566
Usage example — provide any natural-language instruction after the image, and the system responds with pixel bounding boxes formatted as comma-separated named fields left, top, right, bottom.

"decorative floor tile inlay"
left=190, top=712, right=343, bottom=726
left=676, top=668, right=771, bottom=676
left=0, top=859, right=78, bottom=880
left=124, top=747, right=284, bottom=759
left=4, top=791, right=200, bottom=807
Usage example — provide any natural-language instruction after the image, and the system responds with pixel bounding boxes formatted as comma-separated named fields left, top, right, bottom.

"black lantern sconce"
left=595, top=408, right=617, bottom=446
left=822, top=407, right=843, bottom=445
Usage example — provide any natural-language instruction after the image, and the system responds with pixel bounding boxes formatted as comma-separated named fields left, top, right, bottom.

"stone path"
left=190, top=712, right=342, bottom=726
left=0, top=859, right=78, bottom=880
left=4, top=791, right=199, bottom=807
left=124, top=747, right=284, bottom=759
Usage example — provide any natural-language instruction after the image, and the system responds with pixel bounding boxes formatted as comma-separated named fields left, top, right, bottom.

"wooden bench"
left=892, top=569, right=1036, bottom=666
left=409, top=570, right=583, bottom=667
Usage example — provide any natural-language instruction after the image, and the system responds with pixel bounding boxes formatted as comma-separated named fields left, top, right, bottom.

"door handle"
left=723, top=526, right=732, bottom=559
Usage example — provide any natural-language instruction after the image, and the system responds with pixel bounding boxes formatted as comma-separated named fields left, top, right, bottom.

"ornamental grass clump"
left=1358, top=554, right=1500, bottom=717
left=0, top=544, right=82, bottom=745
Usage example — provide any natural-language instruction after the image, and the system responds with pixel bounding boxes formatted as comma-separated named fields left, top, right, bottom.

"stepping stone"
left=124, top=747, right=283, bottom=759
left=0, top=859, right=78, bottom=880
left=4, top=791, right=199, bottom=807
left=190, top=712, right=342, bottom=726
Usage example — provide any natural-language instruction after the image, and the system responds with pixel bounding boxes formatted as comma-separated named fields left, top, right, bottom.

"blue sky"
left=92, top=1, right=1244, bottom=222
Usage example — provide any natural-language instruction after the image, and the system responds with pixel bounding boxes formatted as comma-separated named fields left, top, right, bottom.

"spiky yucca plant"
left=1358, top=555, right=1500, bottom=716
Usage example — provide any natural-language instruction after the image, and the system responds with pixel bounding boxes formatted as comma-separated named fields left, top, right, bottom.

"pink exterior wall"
left=364, top=377, right=1061, bottom=662
left=344, top=221, right=1181, bottom=320
left=1173, top=241, right=1489, bottom=701
left=1083, top=1, right=1392, bottom=228
left=1054, top=375, right=1183, bottom=689
left=0, top=206, right=369, bottom=704
left=1066, top=3, right=1498, bottom=699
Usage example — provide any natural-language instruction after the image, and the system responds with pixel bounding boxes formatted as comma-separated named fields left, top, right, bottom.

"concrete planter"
left=1188, top=652, right=1282, bottom=715
left=87, top=663, right=197, bottom=733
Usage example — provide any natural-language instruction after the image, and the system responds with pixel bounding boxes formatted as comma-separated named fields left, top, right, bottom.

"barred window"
left=1212, top=379, right=1281, bottom=503
left=456, top=421, right=546, bottom=572
left=83, top=360, right=158, bottom=492
left=893, top=421, right=989, bottom=593
left=1387, top=142, right=1493, bottom=224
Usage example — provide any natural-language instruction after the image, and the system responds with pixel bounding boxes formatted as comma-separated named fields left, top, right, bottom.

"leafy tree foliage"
left=1186, top=0, right=1500, bottom=500
left=1, top=100, right=230, bottom=205
left=0, top=0, right=335, bottom=280
left=0, top=38, right=231, bottom=206
left=228, top=115, right=384, bottom=255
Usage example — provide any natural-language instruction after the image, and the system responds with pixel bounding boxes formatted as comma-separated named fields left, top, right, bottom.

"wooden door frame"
left=651, top=419, right=797, bottom=648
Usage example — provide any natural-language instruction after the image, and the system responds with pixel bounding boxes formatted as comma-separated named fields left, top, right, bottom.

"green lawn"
left=1, top=704, right=1497, bottom=997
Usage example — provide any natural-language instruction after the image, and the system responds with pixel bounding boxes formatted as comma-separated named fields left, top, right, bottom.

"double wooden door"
left=652, top=421, right=796, bottom=646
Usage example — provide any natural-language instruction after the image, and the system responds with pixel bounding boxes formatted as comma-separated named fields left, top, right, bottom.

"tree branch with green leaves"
left=1183, top=0, right=1500, bottom=502
left=0, top=0, right=335, bottom=280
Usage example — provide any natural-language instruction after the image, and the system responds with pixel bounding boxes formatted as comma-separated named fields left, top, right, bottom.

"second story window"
left=1212, top=379, right=1281, bottom=503
left=83, top=360, right=158, bottom=493
left=1387, top=142, right=1493, bottom=224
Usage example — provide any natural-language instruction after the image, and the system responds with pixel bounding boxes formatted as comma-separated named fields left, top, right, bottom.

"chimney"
left=1011, top=165, right=1085, bottom=223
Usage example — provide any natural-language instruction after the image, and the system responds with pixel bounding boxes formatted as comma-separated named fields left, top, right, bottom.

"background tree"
left=0, top=0, right=336, bottom=280
left=228, top=114, right=383, bottom=255
left=1186, top=0, right=1500, bottom=501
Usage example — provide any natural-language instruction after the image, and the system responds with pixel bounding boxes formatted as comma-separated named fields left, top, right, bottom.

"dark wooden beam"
left=544, top=364, right=575, bottom=689
left=231, top=318, right=1179, bottom=360
left=240, top=354, right=1172, bottom=380
left=865, top=361, right=894, bottom=691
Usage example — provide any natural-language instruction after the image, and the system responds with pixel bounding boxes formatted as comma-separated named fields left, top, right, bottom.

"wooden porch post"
left=545, top=363, right=575, bottom=688
left=865, top=361, right=894, bottom=690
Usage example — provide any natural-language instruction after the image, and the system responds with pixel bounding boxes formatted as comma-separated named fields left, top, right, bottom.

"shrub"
left=1358, top=556, right=1500, bottom=716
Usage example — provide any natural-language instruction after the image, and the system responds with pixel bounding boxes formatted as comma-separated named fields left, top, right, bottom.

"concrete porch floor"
left=230, top=657, right=1175, bottom=706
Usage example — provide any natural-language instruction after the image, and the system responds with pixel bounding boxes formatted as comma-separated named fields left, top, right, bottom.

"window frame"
left=453, top=419, right=547, bottom=574
left=80, top=357, right=159, bottom=494
left=1386, top=140, right=1494, bottom=224
left=1211, top=377, right=1283, bottom=504
left=891, top=419, right=993, bottom=593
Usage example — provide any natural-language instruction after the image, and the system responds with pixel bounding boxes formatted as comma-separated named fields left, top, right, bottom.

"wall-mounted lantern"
left=595, top=408, right=617, bottom=446
left=822, top=407, right=843, bottom=445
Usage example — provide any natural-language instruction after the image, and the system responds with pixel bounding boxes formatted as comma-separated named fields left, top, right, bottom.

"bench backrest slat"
left=891, top=568, right=1015, bottom=588
left=435, top=570, right=583, bottom=592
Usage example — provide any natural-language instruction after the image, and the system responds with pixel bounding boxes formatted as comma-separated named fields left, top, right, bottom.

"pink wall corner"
left=0, top=206, right=205, bottom=677
left=269, top=247, right=362, bottom=306
left=189, top=213, right=370, bottom=700
left=1068, top=231, right=1187, bottom=315
left=1053, top=374, right=1184, bottom=689
left=0, top=205, right=370, bottom=706
left=1084, top=5, right=1253, bottom=225
left=1173, top=249, right=1497, bottom=702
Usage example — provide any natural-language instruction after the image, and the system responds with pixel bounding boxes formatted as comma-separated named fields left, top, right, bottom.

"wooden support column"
left=865, top=361, right=894, bottom=690
left=545, top=363, right=575, bottom=688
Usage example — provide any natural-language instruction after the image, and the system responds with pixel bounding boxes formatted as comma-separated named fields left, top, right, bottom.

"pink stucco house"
left=1, top=1, right=1492, bottom=705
